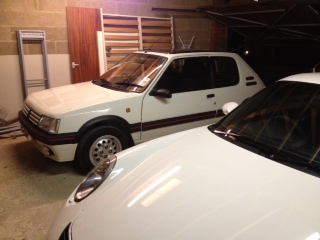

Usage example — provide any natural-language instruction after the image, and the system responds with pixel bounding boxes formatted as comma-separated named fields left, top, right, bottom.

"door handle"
left=207, top=94, right=215, bottom=98
left=72, top=62, right=80, bottom=68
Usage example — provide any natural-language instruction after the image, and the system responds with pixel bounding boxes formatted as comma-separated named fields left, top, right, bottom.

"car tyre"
left=75, top=126, right=130, bottom=173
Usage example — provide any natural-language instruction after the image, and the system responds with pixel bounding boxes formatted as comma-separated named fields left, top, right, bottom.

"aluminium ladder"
left=17, top=30, right=51, bottom=100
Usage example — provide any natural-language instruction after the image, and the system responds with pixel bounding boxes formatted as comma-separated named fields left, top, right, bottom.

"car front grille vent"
left=22, top=104, right=41, bottom=126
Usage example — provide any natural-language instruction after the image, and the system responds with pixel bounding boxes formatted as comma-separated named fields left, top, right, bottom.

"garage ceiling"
left=196, top=0, right=320, bottom=47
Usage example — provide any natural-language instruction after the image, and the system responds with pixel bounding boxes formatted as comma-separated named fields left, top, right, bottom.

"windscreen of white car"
left=212, top=81, right=320, bottom=176
left=93, top=53, right=167, bottom=93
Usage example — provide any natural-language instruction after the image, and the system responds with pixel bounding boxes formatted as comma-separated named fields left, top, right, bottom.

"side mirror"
left=222, top=102, right=238, bottom=115
left=149, top=89, right=172, bottom=98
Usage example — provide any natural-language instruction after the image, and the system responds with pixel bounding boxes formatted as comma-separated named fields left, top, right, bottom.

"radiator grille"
left=22, top=104, right=41, bottom=126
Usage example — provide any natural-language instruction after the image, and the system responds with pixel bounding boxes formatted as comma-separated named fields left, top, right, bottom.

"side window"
left=211, top=57, right=239, bottom=88
left=153, top=61, right=180, bottom=92
left=155, top=57, right=212, bottom=94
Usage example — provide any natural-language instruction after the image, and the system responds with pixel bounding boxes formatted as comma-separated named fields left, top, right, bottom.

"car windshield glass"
left=213, top=81, right=320, bottom=174
left=94, top=53, right=167, bottom=93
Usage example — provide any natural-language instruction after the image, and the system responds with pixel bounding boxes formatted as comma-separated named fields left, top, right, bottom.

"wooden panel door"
left=67, top=7, right=102, bottom=83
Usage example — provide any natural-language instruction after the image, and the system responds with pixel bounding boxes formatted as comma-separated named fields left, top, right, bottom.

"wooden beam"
left=107, top=57, right=123, bottom=62
left=108, top=49, right=136, bottom=54
left=104, top=27, right=139, bottom=33
left=142, top=29, right=172, bottom=34
left=105, top=35, right=140, bottom=40
left=143, top=43, right=172, bottom=48
left=104, top=19, right=138, bottom=26
left=141, top=21, right=171, bottom=27
left=142, top=36, right=172, bottom=42
left=105, top=42, right=140, bottom=47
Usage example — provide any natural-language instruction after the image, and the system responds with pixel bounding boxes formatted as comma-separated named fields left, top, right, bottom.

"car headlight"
left=74, top=155, right=117, bottom=202
left=38, top=115, right=60, bottom=133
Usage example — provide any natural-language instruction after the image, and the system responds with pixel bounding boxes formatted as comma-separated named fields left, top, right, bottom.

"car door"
left=140, top=56, right=218, bottom=141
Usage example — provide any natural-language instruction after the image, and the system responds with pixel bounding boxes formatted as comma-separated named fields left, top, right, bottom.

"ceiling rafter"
left=196, top=1, right=320, bottom=44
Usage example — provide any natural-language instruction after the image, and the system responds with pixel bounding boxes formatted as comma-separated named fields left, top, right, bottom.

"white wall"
left=0, top=54, right=72, bottom=122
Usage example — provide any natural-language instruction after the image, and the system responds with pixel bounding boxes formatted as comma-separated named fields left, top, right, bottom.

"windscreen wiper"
left=92, top=79, right=110, bottom=86
left=116, top=82, right=143, bottom=88
left=269, top=153, right=320, bottom=177
left=214, top=129, right=276, bottom=157
left=214, top=129, right=320, bottom=176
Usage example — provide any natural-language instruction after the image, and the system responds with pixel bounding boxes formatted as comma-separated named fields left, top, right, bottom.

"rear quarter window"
left=211, top=57, right=240, bottom=88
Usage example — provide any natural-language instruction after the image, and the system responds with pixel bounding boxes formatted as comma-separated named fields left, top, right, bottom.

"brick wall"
left=210, top=21, right=227, bottom=51
left=0, top=0, right=214, bottom=55
left=209, top=0, right=250, bottom=51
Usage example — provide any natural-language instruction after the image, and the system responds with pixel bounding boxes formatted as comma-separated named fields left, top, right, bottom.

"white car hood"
left=72, top=127, right=320, bottom=240
left=25, top=81, right=138, bottom=116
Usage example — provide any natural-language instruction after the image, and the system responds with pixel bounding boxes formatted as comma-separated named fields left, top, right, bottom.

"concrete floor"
left=0, top=136, right=84, bottom=239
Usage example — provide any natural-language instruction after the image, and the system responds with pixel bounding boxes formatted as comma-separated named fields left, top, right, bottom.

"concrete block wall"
left=0, top=0, right=214, bottom=122
left=0, top=0, right=68, bottom=55
left=0, top=0, right=214, bottom=56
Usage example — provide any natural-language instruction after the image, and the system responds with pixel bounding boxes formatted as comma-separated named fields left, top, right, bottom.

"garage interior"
left=152, top=0, right=320, bottom=84
left=200, top=0, right=320, bottom=84
left=0, top=0, right=320, bottom=239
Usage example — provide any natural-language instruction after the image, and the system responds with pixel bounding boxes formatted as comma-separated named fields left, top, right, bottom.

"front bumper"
left=18, top=110, right=78, bottom=162
left=18, top=111, right=78, bottom=145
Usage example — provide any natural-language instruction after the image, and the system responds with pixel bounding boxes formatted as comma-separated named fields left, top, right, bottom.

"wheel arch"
left=77, top=115, right=135, bottom=146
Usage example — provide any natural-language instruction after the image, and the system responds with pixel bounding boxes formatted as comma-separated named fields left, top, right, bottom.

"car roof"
left=134, top=50, right=239, bottom=59
left=279, top=72, right=320, bottom=85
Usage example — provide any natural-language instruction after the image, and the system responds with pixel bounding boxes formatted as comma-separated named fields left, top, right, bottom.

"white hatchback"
left=19, top=51, right=264, bottom=172
left=48, top=73, right=320, bottom=240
